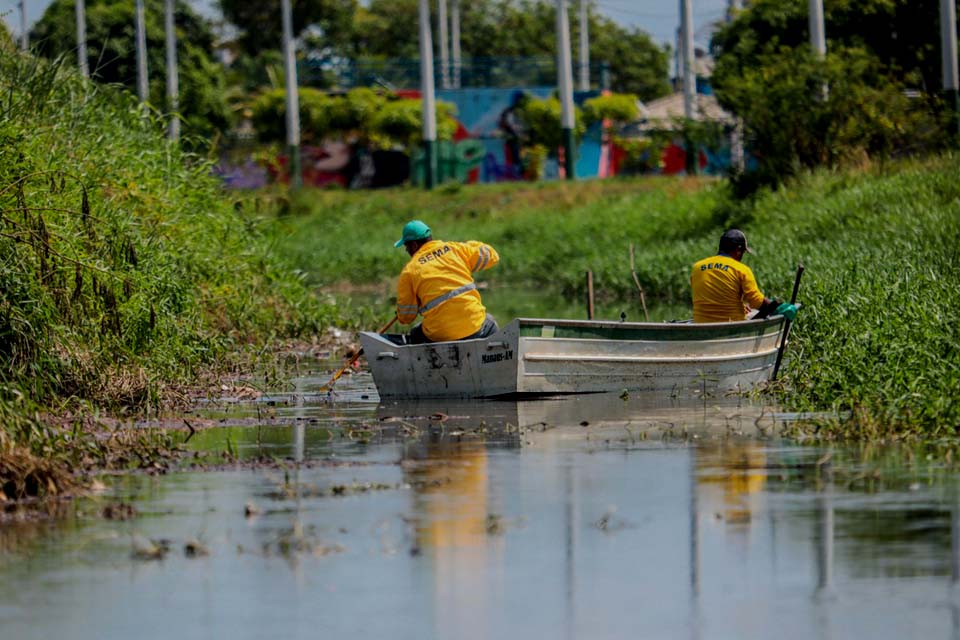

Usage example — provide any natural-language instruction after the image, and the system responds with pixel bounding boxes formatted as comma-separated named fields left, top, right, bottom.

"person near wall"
left=691, top=229, right=797, bottom=323
left=395, top=220, right=500, bottom=344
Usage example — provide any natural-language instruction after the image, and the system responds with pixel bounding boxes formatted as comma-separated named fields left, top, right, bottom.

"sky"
left=3, top=0, right=731, bottom=49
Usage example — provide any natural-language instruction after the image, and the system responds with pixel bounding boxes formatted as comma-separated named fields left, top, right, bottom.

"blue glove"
left=776, top=302, right=798, bottom=321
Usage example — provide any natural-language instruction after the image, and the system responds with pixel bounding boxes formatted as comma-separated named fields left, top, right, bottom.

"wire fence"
left=301, top=56, right=610, bottom=91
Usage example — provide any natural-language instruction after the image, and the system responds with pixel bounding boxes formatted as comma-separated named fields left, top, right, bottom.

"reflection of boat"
left=360, top=316, right=787, bottom=399
left=376, top=392, right=775, bottom=444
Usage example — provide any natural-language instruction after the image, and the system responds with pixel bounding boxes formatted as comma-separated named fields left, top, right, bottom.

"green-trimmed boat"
left=358, top=316, right=789, bottom=399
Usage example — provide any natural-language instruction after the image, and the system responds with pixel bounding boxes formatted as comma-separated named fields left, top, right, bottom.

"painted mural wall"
left=215, top=87, right=735, bottom=189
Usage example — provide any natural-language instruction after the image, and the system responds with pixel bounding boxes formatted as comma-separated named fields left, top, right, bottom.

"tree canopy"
left=31, top=0, right=231, bottom=140
left=341, top=0, right=670, bottom=100
left=710, top=0, right=951, bottom=189
left=713, top=0, right=946, bottom=94
left=219, top=0, right=670, bottom=101
left=251, top=87, right=459, bottom=149
left=217, top=0, right=357, bottom=54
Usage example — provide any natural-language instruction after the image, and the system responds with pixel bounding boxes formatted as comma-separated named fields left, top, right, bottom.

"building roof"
left=638, top=91, right=733, bottom=129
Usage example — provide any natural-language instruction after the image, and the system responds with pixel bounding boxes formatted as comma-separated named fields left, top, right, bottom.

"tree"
left=582, top=93, right=639, bottom=129
left=218, top=0, right=357, bottom=54
left=0, top=20, right=12, bottom=48
left=711, top=0, right=941, bottom=93
left=251, top=88, right=458, bottom=150
left=712, top=0, right=946, bottom=94
left=715, top=45, right=942, bottom=190
left=711, top=0, right=949, bottom=189
left=30, top=0, right=231, bottom=141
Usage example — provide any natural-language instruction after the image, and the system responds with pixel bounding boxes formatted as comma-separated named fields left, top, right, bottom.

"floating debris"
left=184, top=538, right=210, bottom=557
left=244, top=502, right=261, bottom=518
left=131, top=534, right=171, bottom=561
left=486, top=513, right=505, bottom=535
left=484, top=513, right=526, bottom=535
left=101, top=502, right=137, bottom=521
left=594, top=505, right=632, bottom=533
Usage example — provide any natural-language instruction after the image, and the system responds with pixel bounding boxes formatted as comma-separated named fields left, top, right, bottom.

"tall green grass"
left=0, top=47, right=340, bottom=419
left=281, top=157, right=960, bottom=435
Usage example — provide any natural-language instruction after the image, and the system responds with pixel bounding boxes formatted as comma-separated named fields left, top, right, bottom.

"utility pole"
left=578, top=0, right=589, bottom=91
left=680, top=0, right=697, bottom=175
left=680, top=0, right=695, bottom=120
left=451, top=0, right=461, bottom=88
left=76, top=0, right=88, bottom=77
left=165, top=0, right=179, bottom=141
left=808, top=0, right=827, bottom=101
left=674, top=27, right=681, bottom=91
left=281, top=0, right=302, bottom=188
left=941, top=0, right=960, bottom=135
left=19, top=0, right=28, bottom=51
left=808, top=0, right=826, bottom=57
left=557, top=0, right=576, bottom=179
left=418, top=0, right=438, bottom=189
left=438, top=0, right=450, bottom=89
left=728, top=0, right=743, bottom=170
left=135, top=0, right=148, bottom=103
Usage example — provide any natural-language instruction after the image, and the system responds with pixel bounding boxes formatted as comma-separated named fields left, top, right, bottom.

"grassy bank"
left=0, top=49, right=343, bottom=500
left=279, top=156, right=960, bottom=436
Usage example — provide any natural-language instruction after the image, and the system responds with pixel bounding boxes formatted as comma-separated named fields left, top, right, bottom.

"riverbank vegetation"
left=278, top=154, right=960, bottom=437
left=0, top=47, right=342, bottom=501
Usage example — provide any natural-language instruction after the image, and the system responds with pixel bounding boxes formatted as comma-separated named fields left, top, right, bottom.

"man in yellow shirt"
left=691, top=229, right=795, bottom=323
left=394, top=220, right=500, bottom=344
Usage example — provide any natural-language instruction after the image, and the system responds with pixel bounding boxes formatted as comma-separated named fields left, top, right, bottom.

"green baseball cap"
left=394, top=220, right=432, bottom=248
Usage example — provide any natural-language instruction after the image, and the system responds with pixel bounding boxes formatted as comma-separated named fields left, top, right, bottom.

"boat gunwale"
left=522, top=347, right=780, bottom=365
left=360, top=317, right=785, bottom=351
left=515, top=317, right=784, bottom=331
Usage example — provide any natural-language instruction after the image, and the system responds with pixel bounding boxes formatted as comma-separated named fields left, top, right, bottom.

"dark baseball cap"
left=719, top=229, right=754, bottom=254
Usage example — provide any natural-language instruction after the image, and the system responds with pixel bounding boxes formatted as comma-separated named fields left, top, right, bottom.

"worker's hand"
left=754, top=297, right=781, bottom=319
left=776, top=302, right=798, bottom=321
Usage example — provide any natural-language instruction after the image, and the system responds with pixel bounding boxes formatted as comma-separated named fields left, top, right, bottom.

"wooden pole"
left=585, top=270, right=595, bottom=320
left=771, top=263, right=805, bottom=382
left=629, top=243, right=650, bottom=321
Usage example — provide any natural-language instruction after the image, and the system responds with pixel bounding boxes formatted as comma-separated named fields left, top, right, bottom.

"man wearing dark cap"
left=690, top=229, right=796, bottom=323
left=394, top=220, right=500, bottom=344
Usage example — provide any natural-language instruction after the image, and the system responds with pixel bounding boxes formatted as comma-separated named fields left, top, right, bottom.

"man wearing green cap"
left=394, top=220, right=500, bottom=344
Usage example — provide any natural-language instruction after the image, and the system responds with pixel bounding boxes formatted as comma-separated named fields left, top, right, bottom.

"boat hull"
left=359, top=317, right=786, bottom=399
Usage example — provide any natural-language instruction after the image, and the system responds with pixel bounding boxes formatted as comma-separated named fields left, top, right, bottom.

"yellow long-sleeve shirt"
left=690, top=254, right=765, bottom=323
left=397, top=239, right=500, bottom=341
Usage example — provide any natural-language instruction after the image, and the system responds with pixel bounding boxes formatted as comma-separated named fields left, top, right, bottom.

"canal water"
left=2, top=365, right=959, bottom=639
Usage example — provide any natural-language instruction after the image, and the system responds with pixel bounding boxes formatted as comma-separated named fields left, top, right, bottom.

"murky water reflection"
left=2, top=366, right=959, bottom=639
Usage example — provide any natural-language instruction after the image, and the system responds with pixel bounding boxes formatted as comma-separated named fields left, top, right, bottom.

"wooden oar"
left=321, top=316, right=398, bottom=391
left=771, top=263, right=804, bottom=382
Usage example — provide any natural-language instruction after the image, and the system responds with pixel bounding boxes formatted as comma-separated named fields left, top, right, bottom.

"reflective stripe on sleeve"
left=418, top=282, right=477, bottom=314
left=473, top=246, right=489, bottom=272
